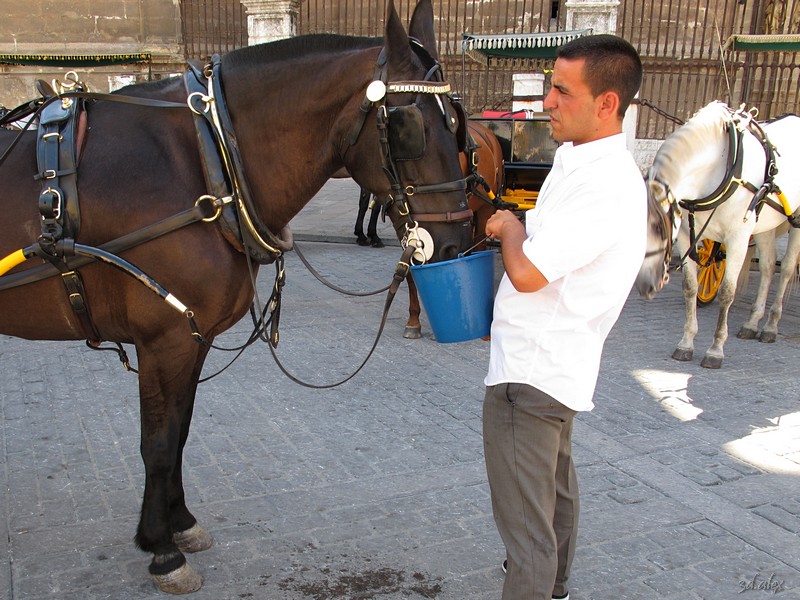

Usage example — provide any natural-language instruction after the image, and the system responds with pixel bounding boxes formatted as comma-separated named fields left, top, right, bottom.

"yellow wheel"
left=696, top=239, right=725, bottom=306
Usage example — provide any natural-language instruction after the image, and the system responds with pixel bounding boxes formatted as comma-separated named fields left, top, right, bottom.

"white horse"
left=636, top=101, right=800, bottom=368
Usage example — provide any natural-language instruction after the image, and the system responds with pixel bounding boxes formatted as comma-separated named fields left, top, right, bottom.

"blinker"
left=388, top=105, right=426, bottom=161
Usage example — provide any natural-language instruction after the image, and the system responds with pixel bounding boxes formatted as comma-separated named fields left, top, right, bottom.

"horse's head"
left=636, top=101, right=740, bottom=298
left=341, top=0, right=472, bottom=264
left=635, top=170, right=680, bottom=299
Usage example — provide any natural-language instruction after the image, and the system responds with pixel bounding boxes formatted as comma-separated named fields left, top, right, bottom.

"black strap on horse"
left=188, top=243, right=414, bottom=387
left=30, top=79, right=105, bottom=344
left=185, top=57, right=294, bottom=265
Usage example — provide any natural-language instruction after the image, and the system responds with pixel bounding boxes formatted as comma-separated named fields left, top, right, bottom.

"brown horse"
left=0, top=0, right=472, bottom=593
left=403, top=119, right=505, bottom=338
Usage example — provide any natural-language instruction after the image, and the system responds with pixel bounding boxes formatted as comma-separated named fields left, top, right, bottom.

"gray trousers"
left=483, top=383, right=579, bottom=600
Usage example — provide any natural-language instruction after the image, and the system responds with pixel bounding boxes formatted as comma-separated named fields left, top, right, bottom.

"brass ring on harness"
left=196, top=195, right=222, bottom=222
left=187, top=92, right=211, bottom=115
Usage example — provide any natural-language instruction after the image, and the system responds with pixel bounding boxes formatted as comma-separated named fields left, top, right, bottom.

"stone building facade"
left=0, top=0, right=185, bottom=108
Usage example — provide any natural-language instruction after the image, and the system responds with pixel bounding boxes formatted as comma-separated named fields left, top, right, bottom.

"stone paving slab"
left=2, top=180, right=800, bottom=599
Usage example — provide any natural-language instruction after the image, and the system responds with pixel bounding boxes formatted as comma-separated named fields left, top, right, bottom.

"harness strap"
left=33, top=87, right=100, bottom=341
left=680, top=122, right=745, bottom=211
left=208, top=56, right=293, bottom=262
left=676, top=106, right=800, bottom=265
left=0, top=198, right=219, bottom=292
left=61, top=269, right=103, bottom=344
left=411, top=209, right=473, bottom=223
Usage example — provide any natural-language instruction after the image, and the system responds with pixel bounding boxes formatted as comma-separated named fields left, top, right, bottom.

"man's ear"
left=597, top=90, right=621, bottom=120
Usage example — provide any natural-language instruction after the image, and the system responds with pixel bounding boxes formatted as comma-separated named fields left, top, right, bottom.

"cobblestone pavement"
left=1, top=179, right=799, bottom=600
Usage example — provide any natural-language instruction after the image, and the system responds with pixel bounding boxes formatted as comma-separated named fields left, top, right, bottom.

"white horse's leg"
left=738, top=230, right=777, bottom=339
left=760, top=227, right=800, bottom=342
left=701, top=241, right=749, bottom=368
left=673, top=233, right=699, bottom=361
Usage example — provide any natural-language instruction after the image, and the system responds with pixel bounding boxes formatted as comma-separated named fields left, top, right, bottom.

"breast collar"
left=185, top=57, right=293, bottom=265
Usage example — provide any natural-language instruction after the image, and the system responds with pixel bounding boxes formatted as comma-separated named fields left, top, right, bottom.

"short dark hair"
left=557, top=34, right=642, bottom=118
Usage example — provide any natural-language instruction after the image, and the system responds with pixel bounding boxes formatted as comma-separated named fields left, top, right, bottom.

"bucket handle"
left=458, top=235, right=491, bottom=258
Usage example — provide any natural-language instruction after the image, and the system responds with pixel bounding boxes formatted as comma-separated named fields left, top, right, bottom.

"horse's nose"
left=437, top=243, right=460, bottom=262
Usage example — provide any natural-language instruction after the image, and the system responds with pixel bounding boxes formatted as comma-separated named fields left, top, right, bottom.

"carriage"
left=469, top=113, right=556, bottom=211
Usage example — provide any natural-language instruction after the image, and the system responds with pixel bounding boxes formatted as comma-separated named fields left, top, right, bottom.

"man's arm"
left=485, top=210, right=549, bottom=293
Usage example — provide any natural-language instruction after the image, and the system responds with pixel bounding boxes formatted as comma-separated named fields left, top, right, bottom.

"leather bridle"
left=644, top=178, right=678, bottom=288
left=348, top=40, right=472, bottom=263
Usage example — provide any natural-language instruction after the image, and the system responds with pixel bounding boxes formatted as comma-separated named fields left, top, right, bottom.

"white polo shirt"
left=485, top=133, right=647, bottom=411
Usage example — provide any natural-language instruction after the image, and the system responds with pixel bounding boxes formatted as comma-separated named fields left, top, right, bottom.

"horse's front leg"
left=404, top=274, right=423, bottom=339
left=134, top=334, right=211, bottom=594
left=760, top=227, right=800, bottom=342
left=701, top=243, right=749, bottom=368
left=738, top=230, right=776, bottom=339
left=673, top=234, right=699, bottom=362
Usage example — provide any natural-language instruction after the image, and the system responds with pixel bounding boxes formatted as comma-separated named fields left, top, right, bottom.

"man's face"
left=543, top=57, right=600, bottom=145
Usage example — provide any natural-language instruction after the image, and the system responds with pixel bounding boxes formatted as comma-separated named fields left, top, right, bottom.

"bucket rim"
left=409, top=248, right=496, bottom=271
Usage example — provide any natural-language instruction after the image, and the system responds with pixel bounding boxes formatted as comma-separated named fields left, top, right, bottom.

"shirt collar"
left=554, top=132, right=628, bottom=177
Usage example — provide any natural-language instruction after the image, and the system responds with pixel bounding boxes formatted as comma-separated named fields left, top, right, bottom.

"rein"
left=264, top=245, right=415, bottom=389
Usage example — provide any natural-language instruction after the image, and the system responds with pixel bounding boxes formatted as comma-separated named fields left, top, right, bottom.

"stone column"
left=240, top=0, right=301, bottom=46
left=564, top=0, right=619, bottom=34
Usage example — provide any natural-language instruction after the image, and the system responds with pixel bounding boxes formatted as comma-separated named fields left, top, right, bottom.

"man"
left=482, top=34, right=646, bottom=600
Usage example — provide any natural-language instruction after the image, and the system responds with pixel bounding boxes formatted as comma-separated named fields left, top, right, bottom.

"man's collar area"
left=556, top=132, right=627, bottom=175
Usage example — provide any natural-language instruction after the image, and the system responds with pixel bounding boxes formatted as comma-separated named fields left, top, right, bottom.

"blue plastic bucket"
left=410, top=250, right=495, bottom=343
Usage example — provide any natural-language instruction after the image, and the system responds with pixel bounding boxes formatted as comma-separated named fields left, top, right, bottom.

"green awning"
left=0, top=52, right=152, bottom=67
left=723, top=34, right=800, bottom=52
left=462, top=30, right=592, bottom=65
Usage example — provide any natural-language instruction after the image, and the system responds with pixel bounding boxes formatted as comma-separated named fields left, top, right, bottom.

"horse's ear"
left=408, top=0, right=439, bottom=61
left=385, top=0, right=413, bottom=70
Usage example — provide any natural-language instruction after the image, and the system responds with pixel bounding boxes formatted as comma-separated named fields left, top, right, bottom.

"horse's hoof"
left=152, top=562, right=203, bottom=595
left=700, top=355, right=723, bottom=369
left=672, top=348, right=693, bottom=362
left=403, top=326, right=422, bottom=339
left=758, top=331, right=777, bottom=343
left=173, top=524, right=213, bottom=553
left=356, top=236, right=369, bottom=247
left=370, top=238, right=385, bottom=248
left=737, top=327, right=758, bottom=340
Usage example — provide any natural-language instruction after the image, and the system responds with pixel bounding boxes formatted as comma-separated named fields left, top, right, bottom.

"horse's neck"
left=654, top=119, right=730, bottom=200
left=223, top=49, right=378, bottom=229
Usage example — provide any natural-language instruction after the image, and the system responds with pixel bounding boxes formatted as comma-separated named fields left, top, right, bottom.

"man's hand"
left=485, top=210, right=523, bottom=241
left=486, top=210, right=549, bottom=293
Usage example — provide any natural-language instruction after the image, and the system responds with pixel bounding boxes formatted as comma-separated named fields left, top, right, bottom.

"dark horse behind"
left=0, top=0, right=472, bottom=593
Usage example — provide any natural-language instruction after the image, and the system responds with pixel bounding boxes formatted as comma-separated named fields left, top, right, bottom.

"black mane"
left=224, top=33, right=382, bottom=68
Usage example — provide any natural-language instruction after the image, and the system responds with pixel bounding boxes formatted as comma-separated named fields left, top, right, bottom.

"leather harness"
left=0, top=42, right=473, bottom=354
left=652, top=105, right=800, bottom=270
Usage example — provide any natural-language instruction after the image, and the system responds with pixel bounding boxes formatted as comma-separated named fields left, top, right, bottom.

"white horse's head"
left=635, top=171, right=679, bottom=299
left=635, top=101, right=733, bottom=299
